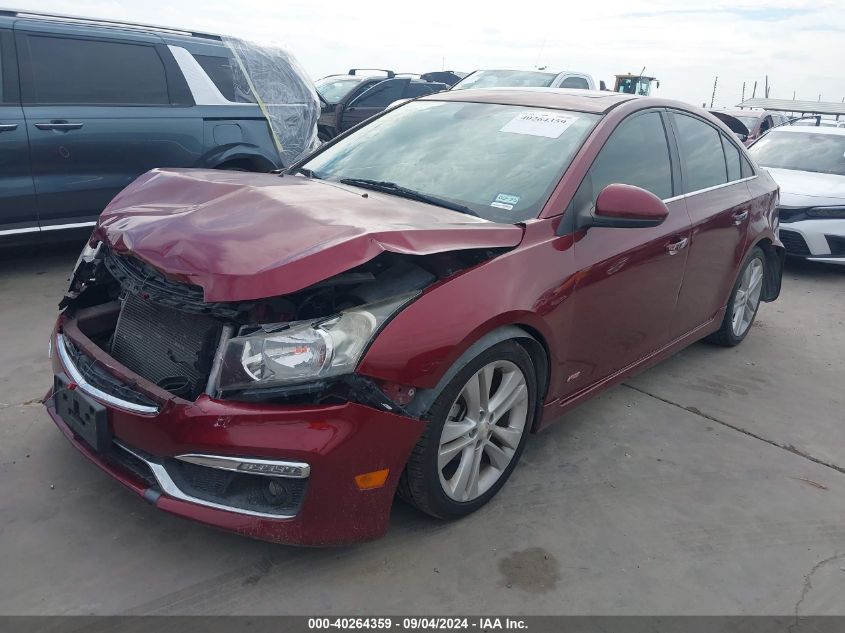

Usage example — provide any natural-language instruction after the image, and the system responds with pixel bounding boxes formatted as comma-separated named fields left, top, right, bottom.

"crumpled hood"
left=97, top=169, right=523, bottom=302
left=764, top=167, right=845, bottom=207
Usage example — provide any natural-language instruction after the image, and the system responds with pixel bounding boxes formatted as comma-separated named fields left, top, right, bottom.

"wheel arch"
left=403, top=323, right=550, bottom=434
left=198, top=144, right=281, bottom=172
left=750, top=236, right=785, bottom=301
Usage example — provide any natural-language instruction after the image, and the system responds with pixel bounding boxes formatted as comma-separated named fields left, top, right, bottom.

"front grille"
left=111, top=293, right=222, bottom=398
left=779, top=229, right=812, bottom=256
left=777, top=207, right=810, bottom=224
left=62, top=337, right=159, bottom=410
left=103, top=249, right=249, bottom=319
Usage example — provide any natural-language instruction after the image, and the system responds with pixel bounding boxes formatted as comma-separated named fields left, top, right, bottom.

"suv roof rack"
left=348, top=68, right=395, bottom=78
left=0, top=8, right=222, bottom=40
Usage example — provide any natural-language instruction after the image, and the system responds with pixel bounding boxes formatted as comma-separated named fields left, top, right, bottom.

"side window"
left=581, top=111, right=674, bottom=204
left=22, top=34, right=169, bottom=105
left=759, top=116, right=772, bottom=133
left=193, top=54, right=254, bottom=103
left=561, top=76, right=589, bottom=90
left=403, top=82, right=441, bottom=99
left=0, top=29, right=16, bottom=104
left=741, top=155, right=754, bottom=178
left=351, top=80, right=405, bottom=108
left=721, top=135, right=742, bottom=181
left=673, top=113, right=728, bottom=193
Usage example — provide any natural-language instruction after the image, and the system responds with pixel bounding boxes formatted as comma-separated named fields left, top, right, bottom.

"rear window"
left=560, top=76, right=590, bottom=89
left=193, top=54, right=255, bottom=103
left=22, top=35, right=169, bottom=105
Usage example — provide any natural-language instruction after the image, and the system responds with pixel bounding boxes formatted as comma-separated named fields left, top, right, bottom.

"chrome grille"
left=110, top=293, right=222, bottom=397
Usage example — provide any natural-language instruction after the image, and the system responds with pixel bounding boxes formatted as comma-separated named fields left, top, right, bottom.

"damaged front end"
left=60, top=240, right=504, bottom=415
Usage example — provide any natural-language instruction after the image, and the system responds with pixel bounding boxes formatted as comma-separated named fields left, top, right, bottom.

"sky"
left=11, top=0, right=845, bottom=108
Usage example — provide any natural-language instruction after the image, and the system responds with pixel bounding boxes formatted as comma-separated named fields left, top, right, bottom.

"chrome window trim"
left=663, top=175, right=758, bottom=203
left=55, top=333, right=160, bottom=415
left=0, top=221, right=96, bottom=236
left=114, top=442, right=301, bottom=520
left=176, top=453, right=311, bottom=479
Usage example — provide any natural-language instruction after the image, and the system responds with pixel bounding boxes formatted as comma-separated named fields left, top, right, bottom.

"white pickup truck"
left=450, top=68, right=597, bottom=91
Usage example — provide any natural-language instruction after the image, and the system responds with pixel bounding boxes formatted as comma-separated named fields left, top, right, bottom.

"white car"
left=748, top=126, right=845, bottom=265
left=451, top=68, right=596, bottom=91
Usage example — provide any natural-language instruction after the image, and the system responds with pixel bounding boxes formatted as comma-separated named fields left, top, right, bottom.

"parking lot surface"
left=1, top=242, right=843, bottom=615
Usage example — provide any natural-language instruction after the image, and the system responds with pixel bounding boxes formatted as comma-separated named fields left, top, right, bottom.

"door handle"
left=666, top=237, right=689, bottom=255
left=732, top=209, right=749, bottom=224
left=0, top=123, right=18, bottom=132
left=35, top=121, right=84, bottom=131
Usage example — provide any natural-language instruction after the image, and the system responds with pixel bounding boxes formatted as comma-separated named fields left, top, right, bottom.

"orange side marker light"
left=355, top=468, right=390, bottom=490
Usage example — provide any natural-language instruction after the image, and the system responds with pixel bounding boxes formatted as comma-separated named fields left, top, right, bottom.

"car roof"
left=421, top=87, right=638, bottom=114
left=769, top=125, right=845, bottom=136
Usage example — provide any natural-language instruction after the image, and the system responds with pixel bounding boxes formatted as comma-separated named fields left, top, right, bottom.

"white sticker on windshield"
left=491, top=202, right=513, bottom=210
left=500, top=111, right=578, bottom=138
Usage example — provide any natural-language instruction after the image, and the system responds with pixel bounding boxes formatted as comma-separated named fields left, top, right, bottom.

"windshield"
left=315, top=77, right=362, bottom=104
left=748, top=131, right=845, bottom=176
left=300, top=100, right=600, bottom=222
left=453, top=70, right=558, bottom=90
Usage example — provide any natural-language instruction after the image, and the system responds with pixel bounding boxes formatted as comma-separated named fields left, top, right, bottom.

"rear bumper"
left=46, top=325, right=426, bottom=546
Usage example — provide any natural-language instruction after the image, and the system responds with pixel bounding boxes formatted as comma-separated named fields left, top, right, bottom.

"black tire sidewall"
left=416, top=340, right=538, bottom=519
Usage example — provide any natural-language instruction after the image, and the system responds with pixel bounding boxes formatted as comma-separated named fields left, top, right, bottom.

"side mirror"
left=578, top=184, right=669, bottom=229
left=599, top=80, right=607, bottom=91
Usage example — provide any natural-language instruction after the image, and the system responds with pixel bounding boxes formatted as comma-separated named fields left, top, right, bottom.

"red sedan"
left=46, top=89, right=783, bottom=545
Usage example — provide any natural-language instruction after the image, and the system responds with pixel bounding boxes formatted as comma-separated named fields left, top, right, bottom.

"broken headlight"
left=215, top=292, right=417, bottom=392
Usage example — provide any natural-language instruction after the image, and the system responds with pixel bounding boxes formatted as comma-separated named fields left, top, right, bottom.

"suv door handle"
left=35, top=121, right=84, bottom=131
left=0, top=123, right=18, bottom=132
left=666, top=237, right=689, bottom=255
left=732, top=209, right=749, bottom=224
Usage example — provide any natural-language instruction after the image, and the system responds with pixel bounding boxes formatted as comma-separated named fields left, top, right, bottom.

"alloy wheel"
left=731, top=257, right=764, bottom=337
left=437, top=360, right=529, bottom=502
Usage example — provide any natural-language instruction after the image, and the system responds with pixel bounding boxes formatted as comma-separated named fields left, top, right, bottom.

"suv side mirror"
left=578, top=183, right=669, bottom=229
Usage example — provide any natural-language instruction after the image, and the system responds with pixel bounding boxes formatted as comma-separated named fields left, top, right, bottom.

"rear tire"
left=706, top=246, right=766, bottom=347
left=398, top=340, right=537, bottom=519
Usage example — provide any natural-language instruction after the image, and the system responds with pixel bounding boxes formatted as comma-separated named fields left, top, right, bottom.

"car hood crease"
left=96, top=169, right=524, bottom=302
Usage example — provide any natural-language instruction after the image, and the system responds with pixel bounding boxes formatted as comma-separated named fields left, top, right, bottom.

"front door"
left=340, top=78, right=408, bottom=132
left=561, top=110, right=691, bottom=395
left=0, top=27, right=37, bottom=236
left=15, top=23, right=203, bottom=229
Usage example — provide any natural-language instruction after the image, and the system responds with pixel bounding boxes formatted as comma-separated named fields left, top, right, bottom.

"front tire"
left=398, top=340, right=537, bottom=519
left=706, top=246, right=766, bottom=347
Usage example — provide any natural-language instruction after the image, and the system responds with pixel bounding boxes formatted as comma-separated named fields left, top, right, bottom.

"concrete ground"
left=0, top=241, right=843, bottom=616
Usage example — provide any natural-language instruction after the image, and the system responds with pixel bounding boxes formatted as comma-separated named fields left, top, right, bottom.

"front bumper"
left=45, top=321, right=426, bottom=546
left=779, top=219, right=845, bottom=265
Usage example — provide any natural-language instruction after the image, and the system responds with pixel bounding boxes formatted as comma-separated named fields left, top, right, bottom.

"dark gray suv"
left=0, top=10, right=318, bottom=243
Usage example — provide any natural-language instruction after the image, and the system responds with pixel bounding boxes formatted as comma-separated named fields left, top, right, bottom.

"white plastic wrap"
left=223, top=37, right=320, bottom=166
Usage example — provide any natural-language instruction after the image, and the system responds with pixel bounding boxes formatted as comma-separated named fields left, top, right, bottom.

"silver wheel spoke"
left=450, top=445, right=482, bottom=501
left=489, top=371, right=527, bottom=423
left=490, top=424, right=523, bottom=450
left=441, top=419, right=475, bottom=444
left=484, top=441, right=512, bottom=471
left=439, top=436, right=476, bottom=470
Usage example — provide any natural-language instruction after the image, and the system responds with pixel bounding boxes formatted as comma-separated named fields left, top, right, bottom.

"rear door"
left=668, top=111, right=752, bottom=337
left=0, top=25, right=37, bottom=236
left=340, top=78, right=408, bottom=131
left=562, top=109, right=692, bottom=393
left=15, top=22, right=203, bottom=229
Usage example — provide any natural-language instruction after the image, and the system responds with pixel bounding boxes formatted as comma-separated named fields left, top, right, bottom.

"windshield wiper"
left=339, top=178, right=478, bottom=217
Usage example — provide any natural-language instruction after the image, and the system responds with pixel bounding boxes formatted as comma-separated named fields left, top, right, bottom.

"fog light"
left=263, top=479, right=291, bottom=506
left=355, top=468, right=390, bottom=490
